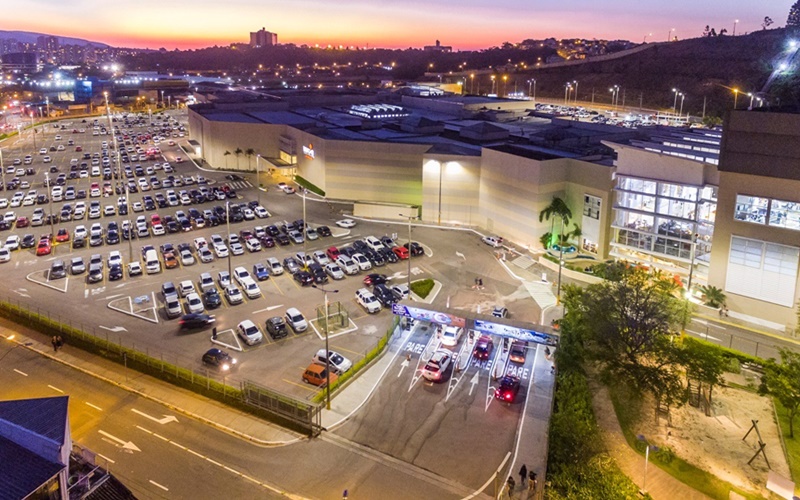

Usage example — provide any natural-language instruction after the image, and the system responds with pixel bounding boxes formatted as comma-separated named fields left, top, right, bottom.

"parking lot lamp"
left=312, top=284, right=339, bottom=410
left=400, top=213, right=417, bottom=296
left=45, top=172, right=54, bottom=240
left=733, top=89, right=739, bottom=109
left=679, top=93, right=686, bottom=117
left=0, top=147, right=5, bottom=195
left=302, top=188, right=308, bottom=265
left=225, top=202, right=232, bottom=277
left=125, top=184, right=133, bottom=262
left=255, top=154, right=262, bottom=207
left=672, top=88, right=680, bottom=112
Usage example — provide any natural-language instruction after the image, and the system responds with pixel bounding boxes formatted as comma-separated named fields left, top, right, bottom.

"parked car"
left=265, top=316, right=289, bottom=339
left=201, top=348, right=237, bottom=371
left=312, top=349, right=352, bottom=375
left=237, top=319, right=263, bottom=345
left=302, top=363, right=338, bottom=387
left=285, top=307, right=308, bottom=332
left=494, top=375, right=521, bottom=402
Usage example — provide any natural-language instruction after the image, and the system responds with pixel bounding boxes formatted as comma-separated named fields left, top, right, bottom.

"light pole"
left=644, top=33, right=652, bottom=43
left=679, top=93, right=686, bottom=117
left=399, top=213, right=417, bottom=295
left=30, top=113, right=36, bottom=149
left=564, top=83, right=571, bottom=105
left=470, top=74, right=474, bottom=94
left=0, top=147, right=5, bottom=194
left=168, top=95, right=171, bottom=109
left=490, top=75, right=496, bottom=95
left=437, top=161, right=443, bottom=225
left=556, top=216, right=565, bottom=304
left=733, top=19, right=739, bottom=36
left=45, top=172, right=54, bottom=240
left=672, top=88, right=680, bottom=112
left=502, top=75, right=508, bottom=97
left=225, top=201, right=232, bottom=277
left=668, top=28, right=675, bottom=42
left=573, top=80, right=579, bottom=104
left=733, top=89, right=739, bottom=109
left=312, top=284, right=338, bottom=410
left=255, top=154, right=262, bottom=207
left=125, top=183, right=133, bottom=262
left=160, top=90, right=165, bottom=108
left=302, top=188, right=308, bottom=265
left=747, top=92, right=755, bottom=109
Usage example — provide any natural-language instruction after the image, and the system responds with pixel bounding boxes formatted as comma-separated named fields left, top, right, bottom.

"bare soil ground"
left=631, top=371, right=790, bottom=497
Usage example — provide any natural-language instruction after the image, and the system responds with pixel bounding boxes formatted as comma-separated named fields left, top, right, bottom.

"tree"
left=223, top=150, right=231, bottom=169
left=539, top=197, right=572, bottom=249
left=789, top=1, right=800, bottom=28
left=245, top=148, right=256, bottom=170
left=234, top=147, right=243, bottom=169
left=572, top=267, right=687, bottom=416
left=759, top=349, right=800, bottom=437
left=698, top=285, right=726, bottom=308
left=681, top=338, right=726, bottom=411
left=703, top=25, right=711, bottom=37
left=762, top=16, right=774, bottom=30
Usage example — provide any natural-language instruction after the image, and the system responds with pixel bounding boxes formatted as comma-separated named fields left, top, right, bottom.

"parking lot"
left=0, top=111, right=506, bottom=399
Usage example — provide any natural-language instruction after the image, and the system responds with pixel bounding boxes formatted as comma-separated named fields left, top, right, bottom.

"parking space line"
left=282, top=378, right=318, bottom=392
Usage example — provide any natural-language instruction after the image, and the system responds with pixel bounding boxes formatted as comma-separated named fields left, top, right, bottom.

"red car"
left=473, top=335, right=494, bottom=361
left=392, top=246, right=410, bottom=260
left=326, top=246, right=340, bottom=261
left=75, top=146, right=82, bottom=151
left=55, top=228, right=70, bottom=242
left=151, top=214, right=161, bottom=225
left=494, top=375, right=521, bottom=402
left=15, top=216, right=30, bottom=228
left=36, top=240, right=52, bottom=256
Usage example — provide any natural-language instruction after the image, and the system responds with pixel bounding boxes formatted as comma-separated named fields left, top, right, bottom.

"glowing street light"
left=733, top=19, right=739, bottom=36
left=672, top=88, right=680, bottom=112
left=668, top=28, right=675, bottom=42
left=733, top=88, right=739, bottom=109
left=527, top=79, right=536, bottom=101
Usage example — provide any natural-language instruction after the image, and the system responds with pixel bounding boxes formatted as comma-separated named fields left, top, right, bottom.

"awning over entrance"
left=264, top=157, right=296, bottom=169
left=391, top=302, right=559, bottom=345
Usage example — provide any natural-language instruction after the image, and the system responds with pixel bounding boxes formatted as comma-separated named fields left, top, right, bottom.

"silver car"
left=324, top=263, right=345, bottom=280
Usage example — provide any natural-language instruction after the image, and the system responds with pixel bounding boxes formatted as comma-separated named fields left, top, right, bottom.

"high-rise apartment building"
left=250, top=28, right=278, bottom=48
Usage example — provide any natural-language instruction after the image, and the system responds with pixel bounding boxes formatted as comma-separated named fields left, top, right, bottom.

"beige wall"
left=189, top=111, right=286, bottom=171
left=565, top=161, right=615, bottom=259
left=421, top=154, right=482, bottom=225
left=613, top=144, right=719, bottom=187
left=708, top=171, right=800, bottom=329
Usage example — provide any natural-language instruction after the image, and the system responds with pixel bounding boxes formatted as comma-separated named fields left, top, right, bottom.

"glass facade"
left=612, top=175, right=716, bottom=264
left=734, top=194, right=800, bottom=231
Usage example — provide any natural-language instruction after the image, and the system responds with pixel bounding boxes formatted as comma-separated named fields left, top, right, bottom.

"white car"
left=313, top=349, right=353, bottom=375
left=245, top=238, right=262, bottom=252
left=185, top=292, right=204, bottom=314
left=241, top=277, right=261, bottom=299
left=233, top=266, right=251, bottom=286
left=74, top=225, right=88, bottom=239
left=151, top=223, right=165, bottom=236
left=266, top=257, right=284, bottom=275
left=107, top=250, right=123, bottom=267
left=440, top=326, right=463, bottom=347
left=225, top=285, right=243, bottom=305
left=336, top=255, right=359, bottom=275
left=128, top=261, right=143, bottom=276
left=213, top=242, right=229, bottom=258
left=230, top=242, right=245, bottom=256
left=0, top=246, right=10, bottom=262
left=335, top=219, right=357, bottom=228
left=325, top=263, right=345, bottom=280
left=237, top=319, right=263, bottom=345
left=254, top=206, right=270, bottom=218
left=482, top=235, right=504, bottom=248
left=180, top=249, right=195, bottom=266
left=178, top=280, right=196, bottom=297
left=422, top=349, right=453, bottom=382
left=5, top=235, right=20, bottom=251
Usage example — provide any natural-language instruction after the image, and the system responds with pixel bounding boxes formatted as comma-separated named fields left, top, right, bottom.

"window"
left=726, top=236, right=799, bottom=307
left=617, top=191, right=655, bottom=212
left=659, top=182, right=697, bottom=201
left=734, top=195, right=769, bottom=224
left=617, top=177, right=656, bottom=195
left=769, top=200, right=800, bottom=230
left=583, top=194, right=601, bottom=220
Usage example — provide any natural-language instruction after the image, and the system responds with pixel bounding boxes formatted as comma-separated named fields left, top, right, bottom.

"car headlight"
left=221, top=363, right=230, bottom=371
left=230, top=358, right=237, bottom=365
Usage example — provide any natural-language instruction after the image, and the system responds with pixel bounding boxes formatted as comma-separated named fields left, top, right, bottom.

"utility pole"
left=702, top=96, right=707, bottom=118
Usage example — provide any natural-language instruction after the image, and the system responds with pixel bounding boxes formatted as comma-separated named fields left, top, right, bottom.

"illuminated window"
left=583, top=194, right=601, bottom=220
left=734, top=195, right=768, bottom=224
left=769, top=200, right=800, bottom=230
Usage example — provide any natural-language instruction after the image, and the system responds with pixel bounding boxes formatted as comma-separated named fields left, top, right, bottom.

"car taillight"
left=505, top=393, right=512, bottom=401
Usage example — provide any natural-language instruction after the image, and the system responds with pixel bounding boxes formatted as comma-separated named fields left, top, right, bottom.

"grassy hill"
left=514, top=28, right=799, bottom=117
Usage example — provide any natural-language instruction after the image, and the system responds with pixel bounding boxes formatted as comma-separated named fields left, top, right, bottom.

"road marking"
left=223, top=465, right=242, bottom=475
left=153, top=433, right=169, bottom=442
left=469, top=372, right=480, bottom=396
left=131, top=408, right=179, bottom=424
left=253, top=304, right=284, bottom=314
left=282, top=378, right=318, bottom=392
left=98, top=430, right=141, bottom=452
left=47, top=385, right=64, bottom=393
left=170, top=441, right=186, bottom=450
left=186, top=448, right=205, bottom=459
left=105, top=293, right=124, bottom=300
left=686, top=329, right=721, bottom=342
left=96, top=453, right=115, bottom=464
left=398, top=358, right=409, bottom=377
left=206, top=457, right=222, bottom=467
left=99, top=325, right=128, bottom=333
left=86, top=402, right=103, bottom=411
left=136, top=425, right=152, bottom=434
left=13, top=369, right=28, bottom=377
left=149, top=480, right=169, bottom=492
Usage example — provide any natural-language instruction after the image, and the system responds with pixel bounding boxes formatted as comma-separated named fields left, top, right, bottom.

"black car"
left=364, top=249, right=385, bottom=267
left=378, top=247, right=398, bottom=263
left=265, top=316, right=289, bottom=339
left=275, top=233, right=290, bottom=246
left=494, top=375, right=521, bottom=402
left=201, top=348, right=237, bottom=371
left=73, top=237, right=86, bottom=248
left=204, top=289, right=222, bottom=309
left=473, top=335, right=494, bottom=361
left=106, top=231, right=120, bottom=245
left=340, top=246, right=358, bottom=258
left=308, top=263, right=328, bottom=284
left=352, top=240, right=368, bottom=252
left=21, top=234, right=36, bottom=249
left=293, top=270, right=313, bottom=286
left=404, top=241, right=425, bottom=256
left=179, top=313, right=216, bottom=330
left=363, top=273, right=388, bottom=286
left=266, top=225, right=280, bottom=237
left=108, top=264, right=123, bottom=281
left=316, top=225, right=332, bottom=237
left=373, top=284, right=396, bottom=306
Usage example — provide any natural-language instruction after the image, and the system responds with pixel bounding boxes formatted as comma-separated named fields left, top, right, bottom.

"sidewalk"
left=590, top=382, right=711, bottom=500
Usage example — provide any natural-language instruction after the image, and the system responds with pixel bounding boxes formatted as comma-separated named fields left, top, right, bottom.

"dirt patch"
left=631, top=371, right=790, bottom=497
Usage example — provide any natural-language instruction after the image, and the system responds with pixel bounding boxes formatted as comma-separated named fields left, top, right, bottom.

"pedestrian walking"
left=518, top=464, right=528, bottom=487
left=506, top=476, right=516, bottom=496
left=56, top=336, right=63, bottom=351
left=528, top=471, right=537, bottom=493
left=51, top=336, right=58, bottom=352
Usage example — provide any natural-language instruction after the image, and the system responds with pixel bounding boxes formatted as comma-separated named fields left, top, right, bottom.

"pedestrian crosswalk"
left=228, top=180, right=253, bottom=190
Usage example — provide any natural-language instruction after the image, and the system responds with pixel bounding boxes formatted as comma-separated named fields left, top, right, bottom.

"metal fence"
left=242, top=381, right=322, bottom=436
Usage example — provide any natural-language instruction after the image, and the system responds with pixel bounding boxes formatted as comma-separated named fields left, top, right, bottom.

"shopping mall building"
left=187, top=89, right=800, bottom=332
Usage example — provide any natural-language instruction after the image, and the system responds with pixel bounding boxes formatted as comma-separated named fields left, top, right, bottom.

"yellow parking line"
left=282, top=378, right=317, bottom=392
left=269, top=278, right=284, bottom=295
left=336, top=346, right=362, bottom=356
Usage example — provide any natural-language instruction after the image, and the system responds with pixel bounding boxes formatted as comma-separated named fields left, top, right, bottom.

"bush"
left=410, top=279, right=434, bottom=298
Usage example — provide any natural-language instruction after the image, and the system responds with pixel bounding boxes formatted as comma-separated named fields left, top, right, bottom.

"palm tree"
left=538, top=197, right=572, bottom=248
left=223, top=150, right=231, bottom=169
left=234, top=148, right=243, bottom=169
left=245, top=148, right=256, bottom=170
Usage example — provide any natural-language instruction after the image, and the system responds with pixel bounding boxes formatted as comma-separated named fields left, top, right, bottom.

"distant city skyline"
left=3, top=0, right=795, bottom=50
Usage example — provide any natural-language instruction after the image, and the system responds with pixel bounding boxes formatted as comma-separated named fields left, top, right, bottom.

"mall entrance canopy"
left=391, top=301, right=559, bottom=346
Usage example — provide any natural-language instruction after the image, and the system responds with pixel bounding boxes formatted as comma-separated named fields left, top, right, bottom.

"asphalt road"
left=0, top=341, right=487, bottom=499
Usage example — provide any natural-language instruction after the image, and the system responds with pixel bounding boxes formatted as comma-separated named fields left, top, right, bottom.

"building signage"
left=391, top=304, right=466, bottom=328
left=473, top=319, right=558, bottom=345
left=302, top=143, right=315, bottom=160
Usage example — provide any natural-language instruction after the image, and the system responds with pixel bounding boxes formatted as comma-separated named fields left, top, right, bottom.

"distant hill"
left=516, top=28, right=800, bottom=117
left=0, top=30, right=109, bottom=48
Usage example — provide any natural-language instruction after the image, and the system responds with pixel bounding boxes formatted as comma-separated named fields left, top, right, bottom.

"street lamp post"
left=45, top=172, right=54, bottom=240
left=399, top=213, right=417, bottom=294
left=672, top=88, right=680, bottom=112
left=564, top=83, right=571, bottom=105
left=312, top=284, right=338, bottom=410
left=437, top=161, right=443, bottom=225
left=733, top=19, right=739, bottom=36
left=556, top=216, right=565, bottom=304
left=255, top=154, right=262, bottom=207
left=225, top=202, right=232, bottom=277
left=748, top=92, right=755, bottom=109
left=0, top=147, right=4, bottom=194
left=733, top=89, right=739, bottom=109
left=302, top=188, right=308, bottom=264
left=679, top=93, right=686, bottom=117
left=573, top=80, right=579, bottom=104
left=470, top=74, right=474, bottom=94
left=490, top=75, right=496, bottom=95
left=668, top=28, right=675, bottom=42
left=125, top=183, right=133, bottom=262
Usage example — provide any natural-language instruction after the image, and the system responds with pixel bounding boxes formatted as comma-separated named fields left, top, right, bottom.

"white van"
left=51, top=186, right=63, bottom=202
left=364, top=236, right=384, bottom=252
left=144, top=249, right=161, bottom=274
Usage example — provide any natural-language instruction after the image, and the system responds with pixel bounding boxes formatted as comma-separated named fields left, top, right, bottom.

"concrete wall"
left=421, top=154, right=482, bottom=225
left=613, top=143, right=719, bottom=187
left=565, top=161, right=615, bottom=259
left=188, top=111, right=286, bottom=171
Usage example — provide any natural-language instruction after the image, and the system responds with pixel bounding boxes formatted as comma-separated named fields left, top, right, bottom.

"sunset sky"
left=4, top=0, right=795, bottom=50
